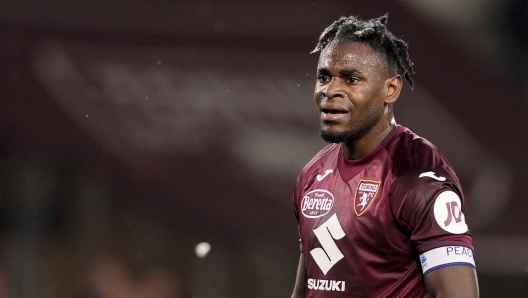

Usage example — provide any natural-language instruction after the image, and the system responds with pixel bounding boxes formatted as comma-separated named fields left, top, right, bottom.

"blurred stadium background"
left=0, top=0, right=527, bottom=297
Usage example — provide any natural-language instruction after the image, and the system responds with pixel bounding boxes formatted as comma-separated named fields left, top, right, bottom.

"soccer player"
left=291, top=14, right=479, bottom=297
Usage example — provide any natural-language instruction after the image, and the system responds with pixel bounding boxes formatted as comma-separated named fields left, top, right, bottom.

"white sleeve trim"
left=420, top=246, right=476, bottom=275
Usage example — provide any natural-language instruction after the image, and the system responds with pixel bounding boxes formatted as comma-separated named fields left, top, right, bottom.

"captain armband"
left=419, top=246, right=476, bottom=275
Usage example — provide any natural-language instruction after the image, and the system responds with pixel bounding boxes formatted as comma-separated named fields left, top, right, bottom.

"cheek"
left=363, top=94, right=385, bottom=118
left=314, top=86, right=323, bottom=103
left=352, top=83, right=383, bottom=104
left=348, top=90, right=383, bottom=116
left=346, top=89, right=370, bottom=107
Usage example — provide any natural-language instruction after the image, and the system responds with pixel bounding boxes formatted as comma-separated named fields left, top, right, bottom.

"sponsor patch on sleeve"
left=420, top=246, right=476, bottom=275
left=433, top=191, right=468, bottom=234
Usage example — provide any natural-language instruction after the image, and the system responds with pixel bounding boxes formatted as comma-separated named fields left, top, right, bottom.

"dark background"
left=1, top=0, right=527, bottom=297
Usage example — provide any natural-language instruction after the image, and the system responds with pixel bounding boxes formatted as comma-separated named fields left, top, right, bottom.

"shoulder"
left=293, top=143, right=339, bottom=207
left=385, top=127, right=464, bottom=223
left=384, top=126, right=458, bottom=185
left=298, top=143, right=339, bottom=178
left=382, top=127, right=472, bottom=253
left=294, top=143, right=340, bottom=190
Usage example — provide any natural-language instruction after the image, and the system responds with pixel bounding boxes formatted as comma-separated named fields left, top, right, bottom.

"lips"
left=319, top=102, right=348, bottom=114
left=321, top=108, right=347, bottom=114
left=320, top=108, right=348, bottom=122
left=320, top=105, right=348, bottom=121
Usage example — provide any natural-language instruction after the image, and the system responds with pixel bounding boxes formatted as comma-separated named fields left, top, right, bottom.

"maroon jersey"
left=293, top=126, right=473, bottom=297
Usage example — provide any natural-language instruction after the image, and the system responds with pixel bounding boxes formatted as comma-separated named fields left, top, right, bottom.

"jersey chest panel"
left=298, top=156, right=417, bottom=295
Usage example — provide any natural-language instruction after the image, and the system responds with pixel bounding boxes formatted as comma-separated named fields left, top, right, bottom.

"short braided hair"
left=312, top=14, right=415, bottom=88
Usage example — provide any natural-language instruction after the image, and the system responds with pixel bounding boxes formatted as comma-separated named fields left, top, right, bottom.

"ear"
left=384, top=74, right=402, bottom=105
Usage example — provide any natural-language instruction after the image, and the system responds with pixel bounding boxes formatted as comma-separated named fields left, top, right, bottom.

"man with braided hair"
left=291, top=14, right=478, bottom=297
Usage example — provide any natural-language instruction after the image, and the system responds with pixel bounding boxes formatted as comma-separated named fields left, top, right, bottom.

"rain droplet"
left=195, top=242, right=211, bottom=258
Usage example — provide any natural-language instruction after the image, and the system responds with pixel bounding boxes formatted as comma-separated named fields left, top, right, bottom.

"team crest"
left=353, top=180, right=381, bottom=216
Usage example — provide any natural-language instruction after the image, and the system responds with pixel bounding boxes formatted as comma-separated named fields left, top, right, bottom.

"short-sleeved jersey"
left=293, top=126, right=473, bottom=297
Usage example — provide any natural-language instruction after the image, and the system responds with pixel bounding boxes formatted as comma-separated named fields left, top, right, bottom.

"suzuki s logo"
left=301, top=189, right=334, bottom=218
left=310, top=214, right=345, bottom=275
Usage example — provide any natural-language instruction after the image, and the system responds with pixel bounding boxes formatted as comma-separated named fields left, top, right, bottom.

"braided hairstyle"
left=312, top=14, right=415, bottom=89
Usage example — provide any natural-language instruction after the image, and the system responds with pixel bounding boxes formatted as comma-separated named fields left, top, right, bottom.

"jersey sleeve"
left=391, top=169, right=473, bottom=255
left=292, top=173, right=304, bottom=252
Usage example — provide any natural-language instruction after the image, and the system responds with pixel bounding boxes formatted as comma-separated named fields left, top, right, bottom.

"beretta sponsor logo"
left=301, top=189, right=334, bottom=218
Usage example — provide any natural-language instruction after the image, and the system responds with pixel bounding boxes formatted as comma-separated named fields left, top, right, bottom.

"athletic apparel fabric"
left=293, top=125, right=473, bottom=297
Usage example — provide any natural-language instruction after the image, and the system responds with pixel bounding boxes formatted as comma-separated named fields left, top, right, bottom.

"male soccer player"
left=291, top=14, right=479, bottom=297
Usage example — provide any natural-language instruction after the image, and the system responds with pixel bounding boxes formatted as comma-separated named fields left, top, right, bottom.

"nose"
left=322, top=77, right=344, bottom=99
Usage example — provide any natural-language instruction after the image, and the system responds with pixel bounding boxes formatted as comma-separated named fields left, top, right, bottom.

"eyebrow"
left=317, top=68, right=362, bottom=76
left=339, top=69, right=362, bottom=76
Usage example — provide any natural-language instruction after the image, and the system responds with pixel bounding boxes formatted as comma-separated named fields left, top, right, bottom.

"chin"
left=319, top=129, right=353, bottom=143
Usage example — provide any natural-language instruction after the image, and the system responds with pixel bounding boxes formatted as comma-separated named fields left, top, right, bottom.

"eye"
left=346, top=77, right=359, bottom=84
left=318, top=75, right=331, bottom=83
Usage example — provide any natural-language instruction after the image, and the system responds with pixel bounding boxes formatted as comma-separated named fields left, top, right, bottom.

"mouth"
left=320, top=107, right=348, bottom=121
left=321, top=109, right=348, bottom=124
left=321, top=108, right=348, bottom=115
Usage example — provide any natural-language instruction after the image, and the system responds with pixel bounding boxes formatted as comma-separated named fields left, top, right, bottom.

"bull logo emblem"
left=357, top=193, right=369, bottom=211
left=354, top=180, right=381, bottom=216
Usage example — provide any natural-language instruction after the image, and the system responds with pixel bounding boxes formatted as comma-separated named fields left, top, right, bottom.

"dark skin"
left=291, top=40, right=479, bottom=297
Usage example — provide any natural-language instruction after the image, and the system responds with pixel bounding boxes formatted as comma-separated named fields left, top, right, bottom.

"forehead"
left=317, top=41, right=387, bottom=73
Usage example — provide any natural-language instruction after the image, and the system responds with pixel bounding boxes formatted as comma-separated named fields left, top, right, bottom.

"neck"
left=341, top=117, right=397, bottom=160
